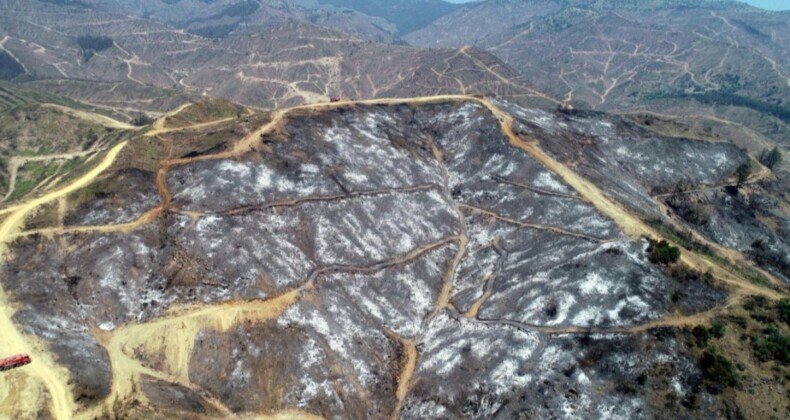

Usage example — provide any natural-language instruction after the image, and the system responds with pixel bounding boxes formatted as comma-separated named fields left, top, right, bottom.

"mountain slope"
left=1, top=95, right=787, bottom=419
left=0, top=1, right=789, bottom=419
left=86, top=0, right=401, bottom=42
left=315, top=0, right=462, bottom=34
left=0, top=0, right=555, bottom=109
left=405, top=0, right=562, bottom=47
left=405, top=0, right=790, bottom=159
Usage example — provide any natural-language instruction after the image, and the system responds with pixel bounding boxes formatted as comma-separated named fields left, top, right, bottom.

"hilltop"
left=0, top=94, right=787, bottom=419
left=0, top=1, right=788, bottom=418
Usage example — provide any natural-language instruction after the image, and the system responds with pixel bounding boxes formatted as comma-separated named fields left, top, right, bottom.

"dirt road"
left=0, top=94, right=785, bottom=418
left=40, top=104, right=138, bottom=130
left=1, top=150, right=99, bottom=202
left=0, top=142, right=127, bottom=420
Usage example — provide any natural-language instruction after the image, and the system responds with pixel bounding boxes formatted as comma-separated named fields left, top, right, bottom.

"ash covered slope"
left=4, top=96, right=785, bottom=419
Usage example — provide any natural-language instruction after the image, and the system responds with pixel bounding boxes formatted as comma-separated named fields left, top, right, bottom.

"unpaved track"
left=0, top=94, right=786, bottom=418
left=0, top=142, right=127, bottom=420
left=388, top=331, right=417, bottom=420
left=459, top=204, right=608, bottom=243
left=145, top=115, right=237, bottom=137
left=2, top=150, right=98, bottom=203
left=145, top=103, right=192, bottom=137
left=40, top=104, right=138, bottom=130
left=474, top=97, right=785, bottom=301
left=651, top=160, right=772, bottom=199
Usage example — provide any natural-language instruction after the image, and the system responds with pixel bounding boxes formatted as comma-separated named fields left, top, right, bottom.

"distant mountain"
left=316, top=0, right=463, bottom=34
left=81, top=0, right=461, bottom=41
left=405, top=0, right=562, bottom=47
left=406, top=0, right=790, bottom=154
left=81, top=0, right=399, bottom=41
left=0, top=0, right=550, bottom=110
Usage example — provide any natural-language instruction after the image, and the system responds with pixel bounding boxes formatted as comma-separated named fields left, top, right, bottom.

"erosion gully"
left=0, top=94, right=783, bottom=419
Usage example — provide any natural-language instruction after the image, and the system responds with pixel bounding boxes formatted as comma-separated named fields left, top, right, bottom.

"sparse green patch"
left=741, top=296, right=790, bottom=366
left=644, top=218, right=774, bottom=288
left=751, top=324, right=790, bottom=365
left=692, top=321, right=726, bottom=347
left=759, top=147, right=782, bottom=171
left=699, top=345, right=739, bottom=392
left=779, top=299, right=790, bottom=326
left=734, top=163, right=751, bottom=189
left=162, top=99, right=246, bottom=129
left=9, top=156, right=89, bottom=201
left=647, top=239, right=681, bottom=265
left=131, top=114, right=155, bottom=127
left=10, top=161, right=59, bottom=200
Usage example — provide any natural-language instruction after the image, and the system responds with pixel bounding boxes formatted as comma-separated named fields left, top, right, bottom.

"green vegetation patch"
left=751, top=324, right=790, bottom=365
left=692, top=321, right=727, bottom=347
left=10, top=156, right=87, bottom=201
left=644, top=218, right=774, bottom=288
left=163, top=99, right=246, bottom=129
left=643, top=89, right=790, bottom=124
left=699, top=346, right=740, bottom=392
left=759, top=147, right=783, bottom=171
left=743, top=296, right=790, bottom=365
left=647, top=239, right=681, bottom=265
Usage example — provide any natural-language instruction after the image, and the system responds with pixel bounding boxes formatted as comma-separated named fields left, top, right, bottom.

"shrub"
left=760, top=147, right=783, bottom=170
left=751, top=324, right=790, bottom=365
left=735, top=163, right=751, bottom=188
left=131, top=113, right=154, bottom=127
left=667, top=264, right=711, bottom=284
left=779, top=299, right=790, bottom=326
left=710, top=321, right=726, bottom=338
left=699, top=346, right=739, bottom=392
left=693, top=325, right=711, bottom=347
left=693, top=322, right=726, bottom=347
left=648, top=240, right=681, bottom=265
left=749, top=239, right=790, bottom=278
left=76, top=35, right=113, bottom=52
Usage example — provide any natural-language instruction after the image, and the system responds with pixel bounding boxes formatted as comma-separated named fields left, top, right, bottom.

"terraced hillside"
left=0, top=0, right=554, bottom=111
left=0, top=96, right=787, bottom=419
left=407, top=0, right=790, bottom=159
left=86, top=0, right=404, bottom=42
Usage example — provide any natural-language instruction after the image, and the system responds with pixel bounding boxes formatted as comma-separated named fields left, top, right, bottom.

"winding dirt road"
left=0, top=142, right=127, bottom=420
left=0, top=94, right=785, bottom=419
left=40, top=104, right=138, bottom=130
left=1, top=150, right=98, bottom=203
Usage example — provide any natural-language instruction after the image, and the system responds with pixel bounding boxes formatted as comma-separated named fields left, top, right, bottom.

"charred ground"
left=0, top=96, right=787, bottom=419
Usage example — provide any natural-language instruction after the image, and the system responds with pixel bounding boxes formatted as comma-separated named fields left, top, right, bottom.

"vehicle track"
left=0, top=94, right=786, bottom=419
left=459, top=204, right=610, bottom=243
left=2, top=150, right=99, bottom=203
left=39, top=104, right=138, bottom=130
left=0, top=142, right=127, bottom=420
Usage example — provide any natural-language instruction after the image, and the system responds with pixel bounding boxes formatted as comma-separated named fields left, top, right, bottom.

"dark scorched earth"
left=1, top=99, right=767, bottom=419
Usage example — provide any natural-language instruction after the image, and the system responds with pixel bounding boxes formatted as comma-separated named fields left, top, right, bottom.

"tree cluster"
left=759, top=147, right=782, bottom=170
left=647, top=239, right=681, bottom=265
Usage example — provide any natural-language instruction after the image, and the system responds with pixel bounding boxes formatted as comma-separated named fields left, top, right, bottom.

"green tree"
left=760, top=147, right=783, bottom=170
left=700, top=346, right=739, bottom=393
left=648, top=240, right=681, bottom=265
left=735, top=163, right=751, bottom=188
left=779, top=299, right=790, bottom=326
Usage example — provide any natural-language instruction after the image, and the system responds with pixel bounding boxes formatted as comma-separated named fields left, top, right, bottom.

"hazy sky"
left=443, top=0, right=789, bottom=11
